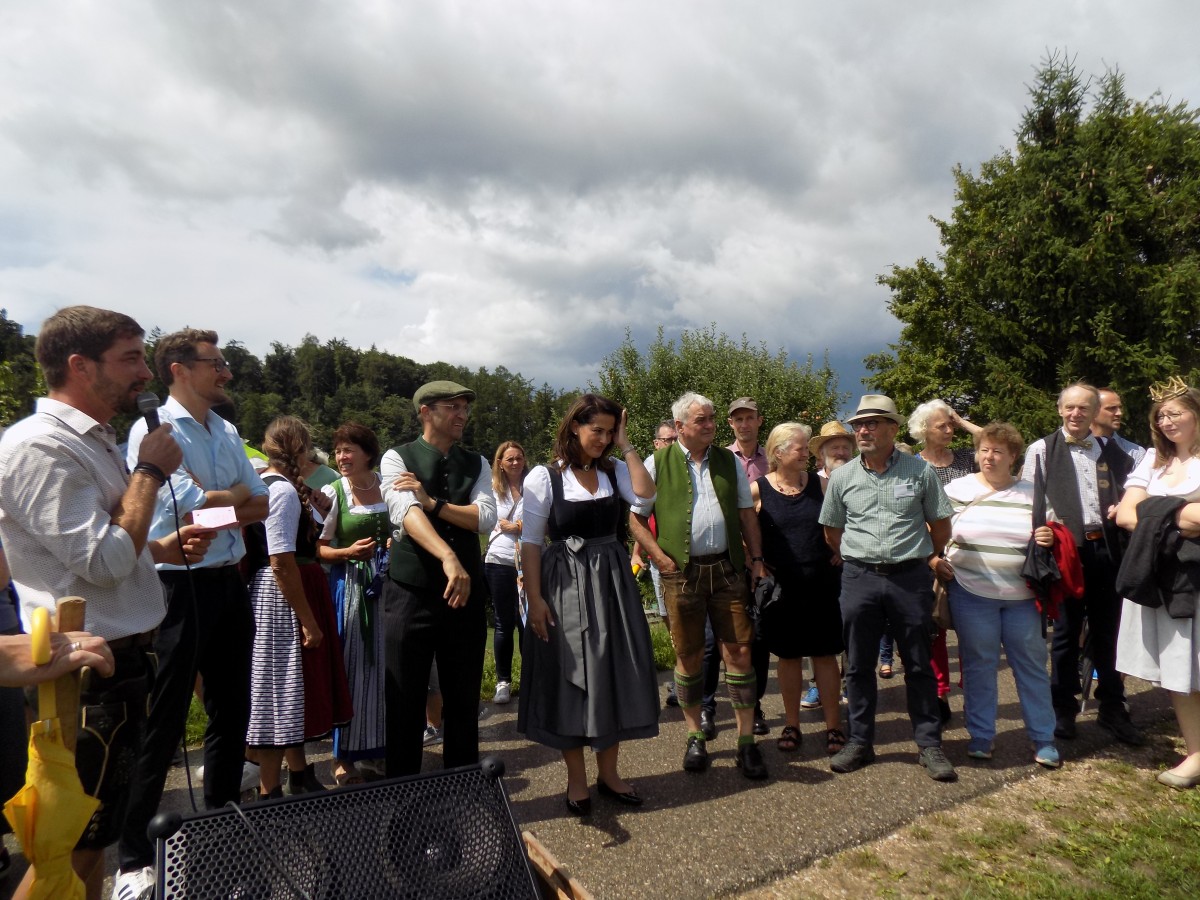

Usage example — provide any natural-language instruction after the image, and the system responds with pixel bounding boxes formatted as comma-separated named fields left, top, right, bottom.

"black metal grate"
left=154, top=758, right=538, bottom=899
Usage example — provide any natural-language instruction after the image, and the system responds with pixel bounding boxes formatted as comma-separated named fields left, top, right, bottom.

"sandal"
left=778, top=726, right=802, bottom=752
left=826, top=728, right=848, bottom=756
left=333, top=763, right=365, bottom=786
left=879, top=664, right=894, bottom=679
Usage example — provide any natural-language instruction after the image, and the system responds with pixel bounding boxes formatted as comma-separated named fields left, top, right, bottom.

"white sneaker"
left=112, top=864, right=155, bottom=900
left=240, top=760, right=260, bottom=793
left=493, top=681, right=512, bottom=704
left=197, top=760, right=260, bottom=793
left=423, top=725, right=443, bottom=745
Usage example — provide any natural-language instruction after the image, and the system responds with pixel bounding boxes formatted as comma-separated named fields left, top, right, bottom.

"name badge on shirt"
left=894, top=482, right=915, bottom=500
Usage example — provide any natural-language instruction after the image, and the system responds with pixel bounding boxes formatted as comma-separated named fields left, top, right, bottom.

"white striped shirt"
left=944, top=475, right=1041, bottom=601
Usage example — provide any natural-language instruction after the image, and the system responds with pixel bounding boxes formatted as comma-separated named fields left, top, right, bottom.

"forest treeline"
left=0, top=312, right=844, bottom=463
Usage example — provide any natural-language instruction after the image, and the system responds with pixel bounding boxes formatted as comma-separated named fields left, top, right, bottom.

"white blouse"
left=520, top=461, right=649, bottom=545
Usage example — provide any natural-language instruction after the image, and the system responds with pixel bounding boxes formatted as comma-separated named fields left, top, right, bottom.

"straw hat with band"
left=844, top=394, right=906, bottom=426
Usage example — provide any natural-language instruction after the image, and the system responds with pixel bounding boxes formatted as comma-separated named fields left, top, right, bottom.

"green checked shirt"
left=819, top=447, right=953, bottom=565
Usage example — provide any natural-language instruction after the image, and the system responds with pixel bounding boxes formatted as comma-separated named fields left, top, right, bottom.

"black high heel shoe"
left=597, top=779, right=643, bottom=806
left=565, top=794, right=592, bottom=816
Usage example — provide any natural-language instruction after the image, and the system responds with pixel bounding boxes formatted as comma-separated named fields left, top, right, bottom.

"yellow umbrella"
left=2, top=601, right=97, bottom=900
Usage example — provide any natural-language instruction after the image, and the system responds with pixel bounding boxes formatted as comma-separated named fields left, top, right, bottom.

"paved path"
left=2, top=637, right=1172, bottom=899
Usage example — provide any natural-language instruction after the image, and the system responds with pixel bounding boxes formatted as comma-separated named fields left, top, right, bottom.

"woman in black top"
left=751, top=423, right=845, bottom=755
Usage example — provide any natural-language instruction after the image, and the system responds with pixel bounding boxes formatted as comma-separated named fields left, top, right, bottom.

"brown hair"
left=154, top=328, right=219, bottom=386
left=263, top=415, right=315, bottom=515
left=491, top=440, right=529, bottom=495
left=973, top=421, right=1025, bottom=470
left=331, top=422, right=381, bottom=469
left=1149, top=387, right=1200, bottom=469
left=552, top=393, right=622, bottom=472
left=35, top=306, right=144, bottom=389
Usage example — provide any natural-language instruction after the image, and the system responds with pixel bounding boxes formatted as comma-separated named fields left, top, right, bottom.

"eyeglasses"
left=431, top=402, right=471, bottom=416
left=654, top=436, right=677, bottom=444
left=1155, top=410, right=1188, bottom=423
left=853, top=419, right=886, bottom=432
left=191, top=357, right=230, bottom=373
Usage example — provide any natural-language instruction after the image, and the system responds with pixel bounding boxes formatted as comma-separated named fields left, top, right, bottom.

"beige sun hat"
left=845, top=394, right=906, bottom=426
left=809, top=421, right=855, bottom=458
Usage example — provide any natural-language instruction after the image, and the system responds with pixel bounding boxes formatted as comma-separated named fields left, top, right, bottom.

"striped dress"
left=246, top=478, right=307, bottom=747
left=943, top=475, right=1041, bottom=601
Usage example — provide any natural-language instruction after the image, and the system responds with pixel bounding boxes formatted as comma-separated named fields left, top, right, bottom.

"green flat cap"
left=413, top=380, right=476, bottom=407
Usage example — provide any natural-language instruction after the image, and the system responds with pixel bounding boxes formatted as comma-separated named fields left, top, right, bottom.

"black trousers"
left=1050, top=539, right=1125, bottom=716
left=118, top=566, right=254, bottom=871
left=383, top=578, right=487, bottom=777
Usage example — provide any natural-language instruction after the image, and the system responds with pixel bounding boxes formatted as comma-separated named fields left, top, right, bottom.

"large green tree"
left=0, top=310, right=40, bottom=425
left=867, top=55, right=1200, bottom=443
left=595, top=324, right=845, bottom=452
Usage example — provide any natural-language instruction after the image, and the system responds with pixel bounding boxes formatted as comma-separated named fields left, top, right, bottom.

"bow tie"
left=1065, top=436, right=1094, bottom=449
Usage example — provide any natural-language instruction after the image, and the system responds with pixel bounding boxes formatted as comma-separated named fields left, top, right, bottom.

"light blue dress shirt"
left=126, top=395, right=267, bottom=570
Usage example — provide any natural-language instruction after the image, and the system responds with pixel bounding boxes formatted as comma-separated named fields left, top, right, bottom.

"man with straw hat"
left=818, top=394, right=958, bottom=782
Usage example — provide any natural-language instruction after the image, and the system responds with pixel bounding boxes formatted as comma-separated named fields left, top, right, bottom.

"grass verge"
left=744, top=722, right=1200, bottom=898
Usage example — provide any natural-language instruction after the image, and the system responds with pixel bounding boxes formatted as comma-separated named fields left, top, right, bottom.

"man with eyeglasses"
left=115, top=328, right=268, bottom=892
left=1023, top=382, right=1142, bottom=745
left=819, top=394, right=958, bottom=781
left=380, top=381, right=497, bottom=776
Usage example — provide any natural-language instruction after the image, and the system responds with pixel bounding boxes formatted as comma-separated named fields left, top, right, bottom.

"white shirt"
left=0, top=399, right=166, bottom=638
left=485, top=484, right=525, bottom=565
left=521, top=461, right=644, bottom=545
left=633, top=444, right=752, bottom=556
left=1023, top=428, right=1103, bottom=528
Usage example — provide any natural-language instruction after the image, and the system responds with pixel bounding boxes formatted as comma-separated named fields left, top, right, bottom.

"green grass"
left=185, top=619, right=675, bottom=744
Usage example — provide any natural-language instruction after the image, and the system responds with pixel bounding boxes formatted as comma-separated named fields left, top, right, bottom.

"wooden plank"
left=522, top=830, right=593, bottom=900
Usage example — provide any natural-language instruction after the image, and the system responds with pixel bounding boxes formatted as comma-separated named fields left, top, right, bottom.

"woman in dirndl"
left=518, top=394, right=658, bottom=816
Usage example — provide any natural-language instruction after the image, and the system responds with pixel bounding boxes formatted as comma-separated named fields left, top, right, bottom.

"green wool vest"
left=388, top=438, right=485, bottom=591
left=652, top=443, right=745, bottom=571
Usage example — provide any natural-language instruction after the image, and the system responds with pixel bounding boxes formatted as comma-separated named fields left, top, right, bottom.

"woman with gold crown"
left=1116, top=376, right=1200, bottom=790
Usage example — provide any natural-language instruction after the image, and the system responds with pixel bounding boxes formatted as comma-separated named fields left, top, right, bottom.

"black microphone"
left=137, top=392, right=161, bottom=431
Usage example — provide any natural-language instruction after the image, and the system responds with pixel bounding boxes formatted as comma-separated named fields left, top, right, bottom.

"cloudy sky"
left=2, top=1, right=1198, bottom=395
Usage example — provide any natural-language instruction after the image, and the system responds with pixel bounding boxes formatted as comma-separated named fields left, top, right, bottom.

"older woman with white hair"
left=908, top=399, right=981, bottom=720
left=909, top=399, right=982, bottom=487
left=751, top=422, right=846, bottom=755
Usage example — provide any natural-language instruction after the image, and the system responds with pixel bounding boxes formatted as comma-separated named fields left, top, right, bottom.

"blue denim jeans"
left=947, top=581, right=1055, bottom=751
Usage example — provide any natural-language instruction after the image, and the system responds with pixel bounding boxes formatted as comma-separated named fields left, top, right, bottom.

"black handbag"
left=751, top=574, right=783, bottom=623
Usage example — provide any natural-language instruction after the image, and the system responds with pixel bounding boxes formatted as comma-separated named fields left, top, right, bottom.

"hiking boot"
left=918, top=746, right=958, bottom=782
left=830, top=742, right=875, bottom=774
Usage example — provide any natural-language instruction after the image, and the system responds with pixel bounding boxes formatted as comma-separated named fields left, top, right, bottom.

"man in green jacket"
left=380, top=381, right=497, bottom=777
left=629, top=392, right=768, bottom=779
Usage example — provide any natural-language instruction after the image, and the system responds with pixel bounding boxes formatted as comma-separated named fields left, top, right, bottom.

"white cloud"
left=2, top=0, right=1198, bottom=394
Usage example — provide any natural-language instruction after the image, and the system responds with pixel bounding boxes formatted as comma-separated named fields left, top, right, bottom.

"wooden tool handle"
left=54, top=596, right=88, bottom=752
